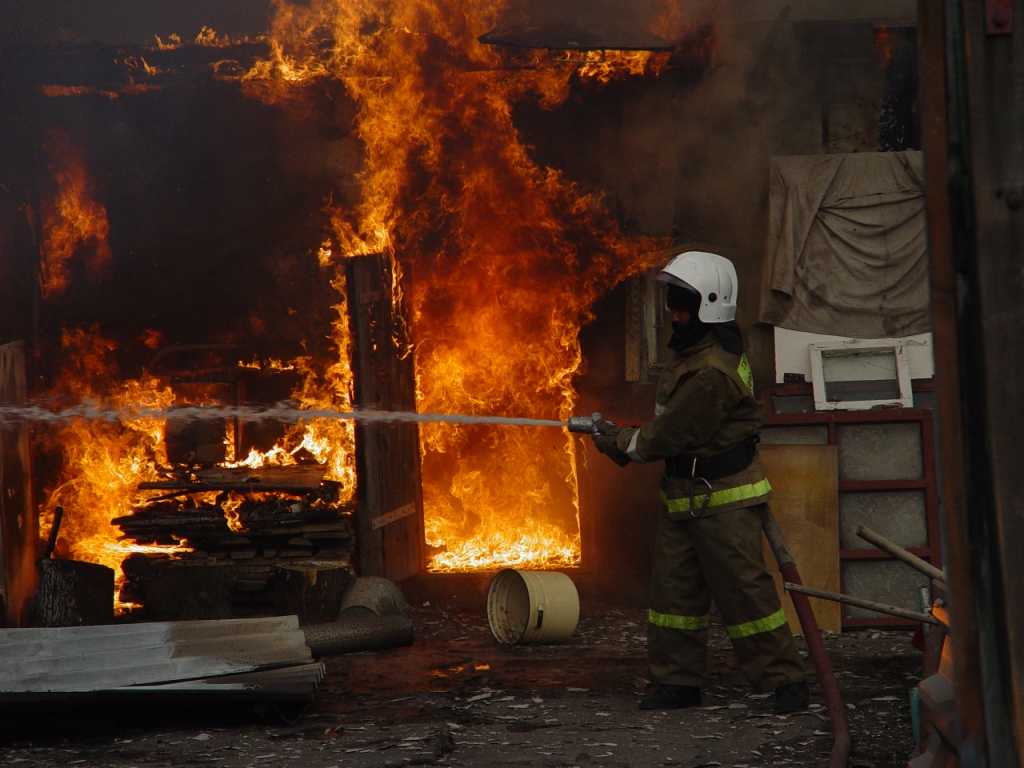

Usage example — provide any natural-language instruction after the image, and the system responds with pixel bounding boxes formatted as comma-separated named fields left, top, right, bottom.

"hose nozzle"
left=567, top=414, right=600, bottom=434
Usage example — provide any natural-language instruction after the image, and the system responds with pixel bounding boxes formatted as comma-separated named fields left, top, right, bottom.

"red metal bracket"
left=986, top=0, right=1013, bottom=35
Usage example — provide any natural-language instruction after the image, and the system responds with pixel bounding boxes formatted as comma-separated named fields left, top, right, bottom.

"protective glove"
left=592, top=414, right=622, bottom=438
left=590, top=412, right=631, bottom=467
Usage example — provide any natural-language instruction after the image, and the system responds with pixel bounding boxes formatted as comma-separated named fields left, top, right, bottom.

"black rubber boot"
left=638, top=684, right=702, bottom=711
left=774, top=681, right=810, bottom=714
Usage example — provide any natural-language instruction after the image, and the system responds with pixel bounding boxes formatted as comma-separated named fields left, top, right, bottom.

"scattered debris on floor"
left=0, top=597, right=918, bottom=767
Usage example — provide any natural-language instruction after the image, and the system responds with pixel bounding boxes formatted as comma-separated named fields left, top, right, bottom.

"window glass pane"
left=822, top=349, right=899, bottom=403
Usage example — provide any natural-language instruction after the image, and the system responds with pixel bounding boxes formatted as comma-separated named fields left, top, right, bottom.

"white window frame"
left=808, top=339, right=914, bottom=411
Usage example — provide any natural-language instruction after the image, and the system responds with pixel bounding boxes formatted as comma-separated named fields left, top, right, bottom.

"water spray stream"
left=0, top=403, right=577, bottom=430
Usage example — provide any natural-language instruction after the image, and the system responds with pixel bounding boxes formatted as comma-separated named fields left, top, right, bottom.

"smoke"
left=0, top=0, right=271, bottom=48
left=508, top=0, right=719, bottom=39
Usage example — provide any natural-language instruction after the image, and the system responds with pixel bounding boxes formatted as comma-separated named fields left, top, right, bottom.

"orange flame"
left=249, top=0, right=665, bottom=571
left=40, top=328, right=183, bottom=609
left=40, top=277, right=357, bottom=611
left=39, top=0, right=677, bottom=592
left=40, top=132, right=112, bottom=300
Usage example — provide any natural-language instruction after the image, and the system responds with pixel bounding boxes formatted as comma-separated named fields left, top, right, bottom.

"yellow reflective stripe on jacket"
left=660, top=477, right=772, bottom=514
left=725, top=608, right=788, bottom=639
left=648, top=608, right=709, bottom=631
left=737, top=354, right=754, bottom=394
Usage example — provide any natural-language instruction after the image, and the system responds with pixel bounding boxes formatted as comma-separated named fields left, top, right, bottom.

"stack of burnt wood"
left=113, top=465, right=356, bottom=620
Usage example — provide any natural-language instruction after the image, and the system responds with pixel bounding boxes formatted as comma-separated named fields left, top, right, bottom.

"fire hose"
left=761, top=507, right=851, bottom=768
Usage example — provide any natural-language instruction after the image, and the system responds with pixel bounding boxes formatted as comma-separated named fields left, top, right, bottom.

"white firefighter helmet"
left=657, top=251, right=738, bottom=323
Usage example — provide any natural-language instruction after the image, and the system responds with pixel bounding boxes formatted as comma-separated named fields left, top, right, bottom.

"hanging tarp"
left=758, top=152, right=930, bottom=338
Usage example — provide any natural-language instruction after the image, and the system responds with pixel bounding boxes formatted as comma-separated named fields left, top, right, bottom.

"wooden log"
left=35, top=559, right=115, bottom=627
left=784, top=582, right=941, bottom=625
left=856, top=524, right=946, bottom=582
left=273, top=562, right=352, bottom=626
left=114, top=503, right=353, bottom=541
left=302, top=614, right=414, bottom=657
left=137, top=466, right=337, bottom=494
left=137, top=560, right=236, bottom=622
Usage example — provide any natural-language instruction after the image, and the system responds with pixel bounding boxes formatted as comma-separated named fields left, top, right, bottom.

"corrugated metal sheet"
left=0, top=616, right=324, bottom=704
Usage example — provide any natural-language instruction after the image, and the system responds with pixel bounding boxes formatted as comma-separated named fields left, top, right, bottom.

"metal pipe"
left=761, top=506, right=850, bottom=768
left=855, top=525, right=945, bottom=582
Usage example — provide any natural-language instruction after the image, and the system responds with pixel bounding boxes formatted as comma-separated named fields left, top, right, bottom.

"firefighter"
left=591, top=250, right=809, bottom=713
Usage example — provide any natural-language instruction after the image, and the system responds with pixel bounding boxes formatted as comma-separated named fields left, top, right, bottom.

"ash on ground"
left=0, top=592, right=918, bottom=767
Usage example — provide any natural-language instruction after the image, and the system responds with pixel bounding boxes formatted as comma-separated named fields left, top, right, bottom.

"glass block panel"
left=760, top=426, right=830, bottom=446
left=839, top=491, right=928, bottom=549
left=837, top=423, right=923, bottom=481
left=842, top=559, right=930, bottom=618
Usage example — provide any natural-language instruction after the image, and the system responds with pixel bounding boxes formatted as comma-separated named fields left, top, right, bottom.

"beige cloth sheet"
left=758, top=152, right=930, bottom=338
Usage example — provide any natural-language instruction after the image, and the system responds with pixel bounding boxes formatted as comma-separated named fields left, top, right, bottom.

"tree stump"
left=36, top=559, right=115, bottom=627
left=142, top=560, right=236, bottom=621
left=273, top=561, right=352, bottom=625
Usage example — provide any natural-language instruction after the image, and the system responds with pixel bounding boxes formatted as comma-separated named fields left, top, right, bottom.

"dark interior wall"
left=0, top=1, right=272, bottom=48
left=575, top=282, right=664, bottom=593
left=0, top=46, right=363, bottom=381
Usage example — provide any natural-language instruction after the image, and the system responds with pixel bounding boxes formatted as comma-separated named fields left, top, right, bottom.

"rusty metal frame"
left=762, top=380, right=941, bottom=629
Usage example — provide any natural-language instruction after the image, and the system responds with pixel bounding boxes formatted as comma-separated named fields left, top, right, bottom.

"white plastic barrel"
left=486, top=569, right=580, bottom=644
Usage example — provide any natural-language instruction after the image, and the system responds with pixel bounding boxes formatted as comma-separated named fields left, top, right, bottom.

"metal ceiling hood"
left=478, top=21, right=674, bottom=52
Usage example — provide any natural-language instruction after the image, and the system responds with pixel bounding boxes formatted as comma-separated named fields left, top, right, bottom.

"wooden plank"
left=761, top=445, right=841, bottom=634
left=195, top=466, right=325, bottom=486
left=0, top=341, right=36, bottom=626
left=955, top=0, right=1024, bottom=757
left=346, top=255, right=424, bottom=581
left=371, top=502, right=416, bottom=531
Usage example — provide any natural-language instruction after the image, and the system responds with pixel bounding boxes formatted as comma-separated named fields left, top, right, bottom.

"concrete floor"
left=0, top=576, right=919, bottom=767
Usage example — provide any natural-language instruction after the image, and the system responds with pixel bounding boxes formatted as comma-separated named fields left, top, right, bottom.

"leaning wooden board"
left=760, top=444, right=841, bottom=634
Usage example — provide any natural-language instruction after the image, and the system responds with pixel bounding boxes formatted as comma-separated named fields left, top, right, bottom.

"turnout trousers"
left=647, top=503, right=806, bottom=692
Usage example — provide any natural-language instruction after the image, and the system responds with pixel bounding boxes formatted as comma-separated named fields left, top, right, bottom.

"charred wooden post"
left=0, top=342, right=37, bottom=626
left=273, top=561, right=352, bottom=625
left=35, top=559, right=114, bottom=627
left=346, top=254, right=424, bottom=582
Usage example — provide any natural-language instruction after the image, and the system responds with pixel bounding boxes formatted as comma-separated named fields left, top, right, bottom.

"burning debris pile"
left=35, top=334, right=359, bottom=618
left=114, top=465, right=355, bottom=616
left=98, top=349, right=358, bottom=617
